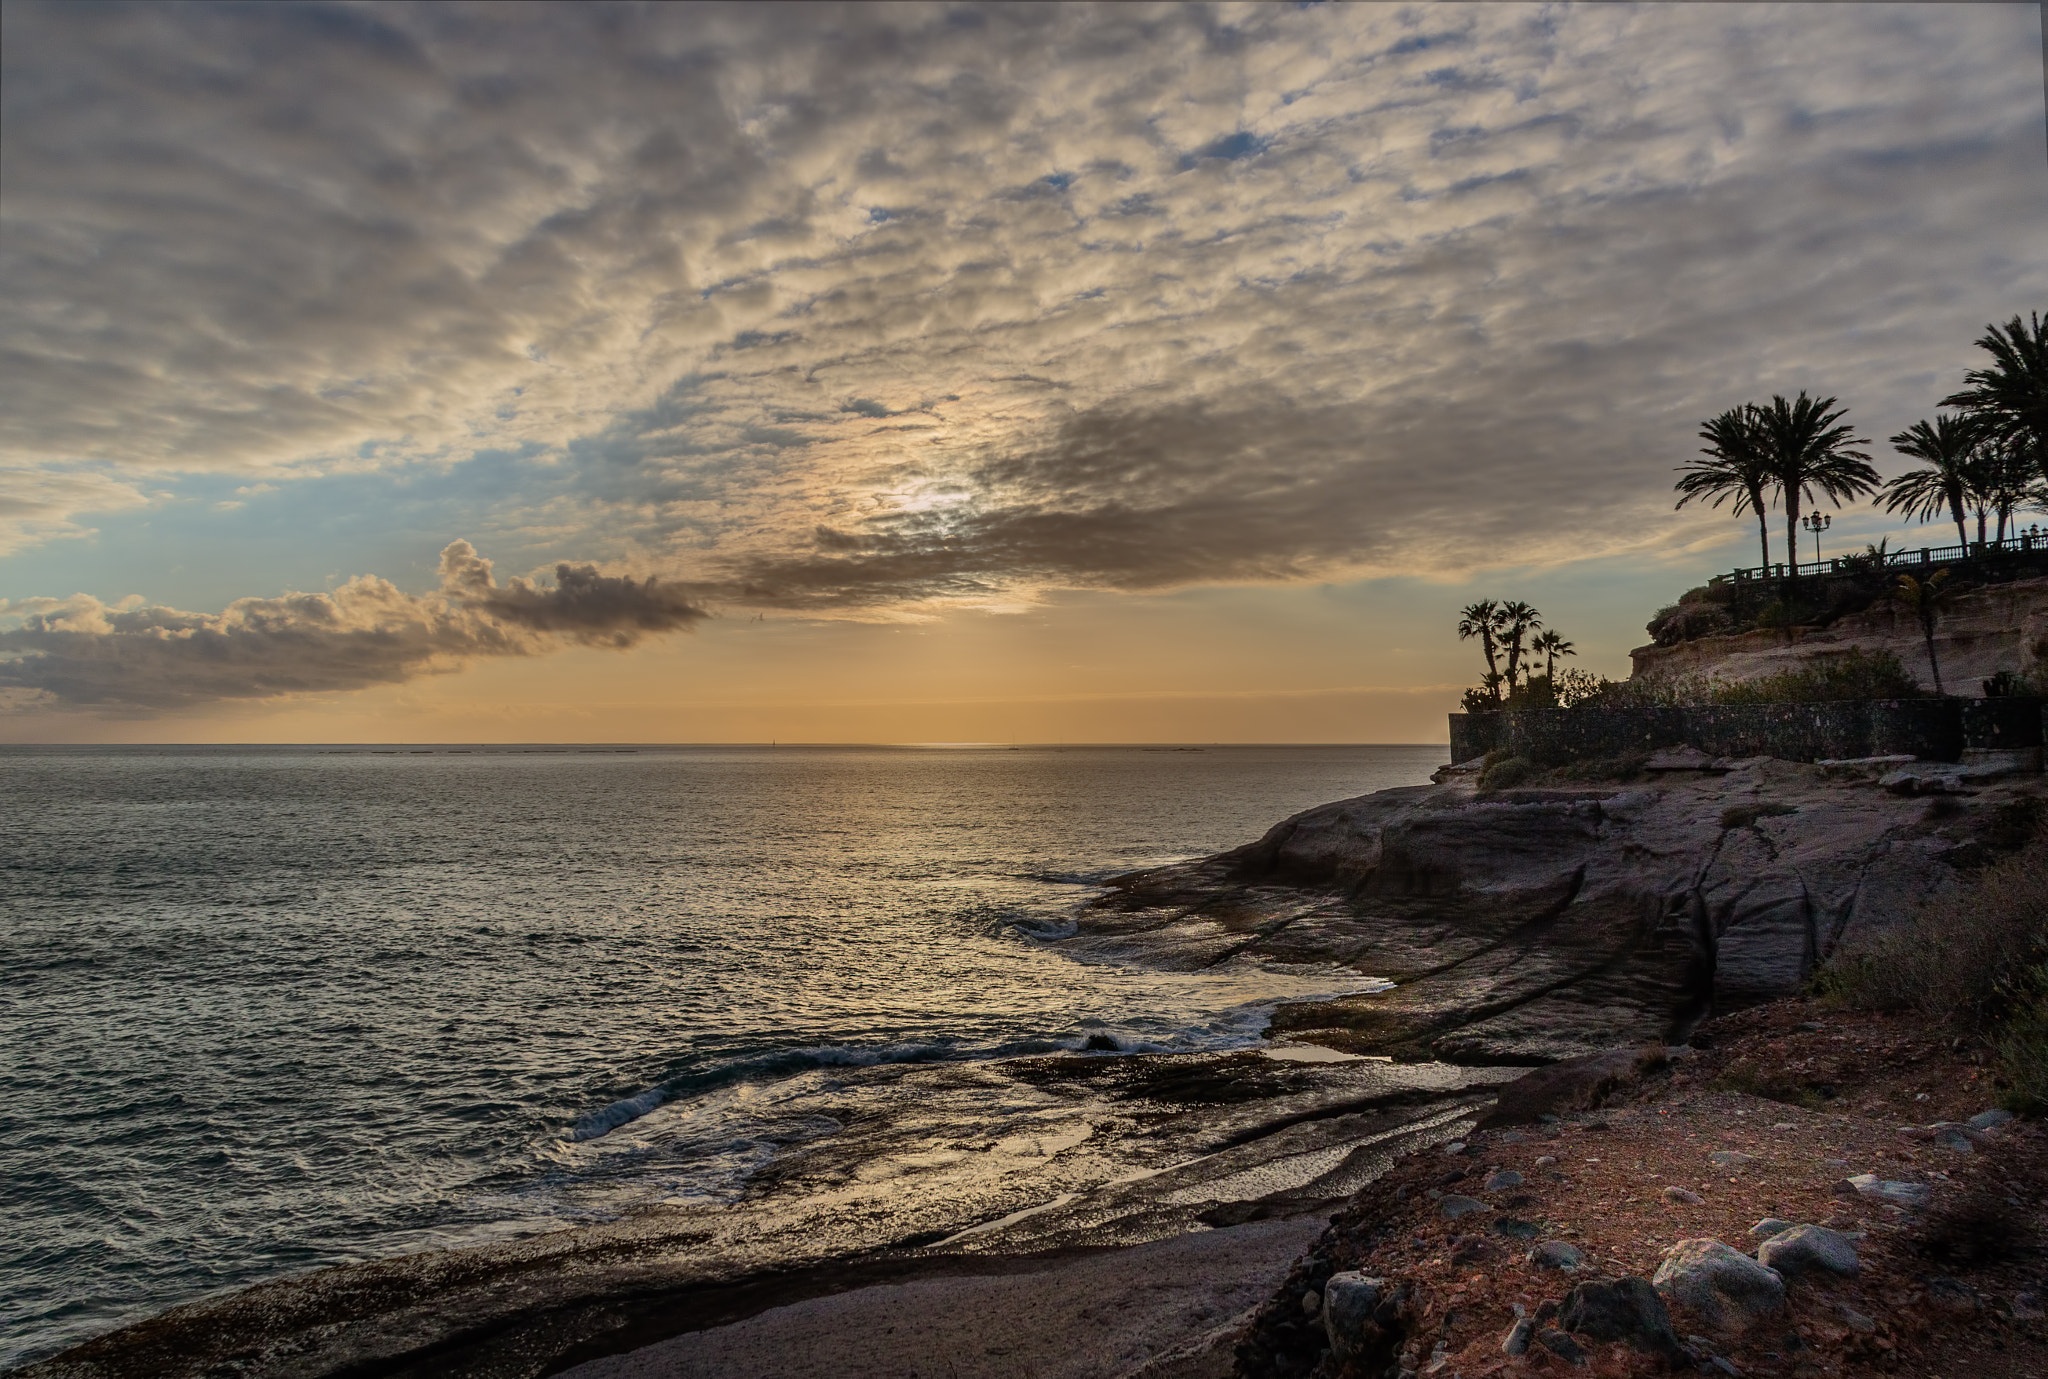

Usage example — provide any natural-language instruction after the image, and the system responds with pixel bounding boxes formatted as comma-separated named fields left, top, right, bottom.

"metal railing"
left=1713, top=531, right=2048, bottom=584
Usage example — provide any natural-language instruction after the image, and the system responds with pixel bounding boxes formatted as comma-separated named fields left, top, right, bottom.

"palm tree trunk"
left=1950, top=493, right=1968, bottom=550
left=1752, top=501, right=1771, bottom=570
left=1784, top=489, right=1801, bottom=589
left=1976, top=509, right=1987, bottom=547
left=1924, top=627, right=1944, bottom=695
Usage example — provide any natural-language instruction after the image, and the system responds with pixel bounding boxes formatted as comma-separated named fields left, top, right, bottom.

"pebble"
left=1534, top=1155, right=1558, bottom=1166
left=1756, top=1224, right=1859, bottom=1279
left=1653, top=1239, right=1787, bottom=1333
left=1500, top=1317, right=1534, bottom=1356
left=1706, top=1150, right=1754, bottom=1169
left=1663, top=1186, right=1705, bottom=1205
left=1748, top=1217, right=1796, bottom=1238
left=1301, top=1289, right=1321, bottom=1317
left=1709, top=1357, right=1741, bottom=1376
left=1931, top=1126, right=1974, bottom=1153
left=1439, top=1194, right=1488, bottom=1219
left=1969, top=1109, right=2014, bottom=1131
left=1528, top=1239, right=1584, bottom=1270
left=1771, top=1122, right=1796, bottom=1130
left=1926, top=1276, right=1981, bottom=1316
left=1444, top=1141, right=1466, bottom=1155
left=2010, top=1291, right=2044, bottom=1321
left=1836, top=1303, right=1877, bottom=1334
left=1483, top=1168, right=1524, bottom=1192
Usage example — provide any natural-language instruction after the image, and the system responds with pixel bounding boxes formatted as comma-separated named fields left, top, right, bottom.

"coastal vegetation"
left=1816, top=821, right=2048, bottom=1112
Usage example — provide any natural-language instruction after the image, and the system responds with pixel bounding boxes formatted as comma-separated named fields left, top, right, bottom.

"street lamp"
left=1802, top=511, right=1831, bottom=567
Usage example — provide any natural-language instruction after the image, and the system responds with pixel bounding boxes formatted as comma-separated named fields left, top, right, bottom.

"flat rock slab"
left=559, top=1219, right=1326, bottom=1379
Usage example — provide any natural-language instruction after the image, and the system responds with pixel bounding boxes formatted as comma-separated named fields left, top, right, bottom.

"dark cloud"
left=0, top=542, right=707, bottom=712
left=2, top=1, right=2043, bottom=648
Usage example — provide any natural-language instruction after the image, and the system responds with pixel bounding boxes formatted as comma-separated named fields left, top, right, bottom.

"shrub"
left=1995, top=970, right=2048, bottom=1114
left=1707, top=648, right=1924, bottom=705
left=1477, top=754, right=1536, bottom=791
left=1817, top=837, right=2048, bottom=1108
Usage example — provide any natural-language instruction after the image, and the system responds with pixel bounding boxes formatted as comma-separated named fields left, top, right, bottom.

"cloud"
left=0, top=469, right=151, bottom=554
left=0, top=542, right=707, bottom=712
left=2, top=0, right=2042, bottom=610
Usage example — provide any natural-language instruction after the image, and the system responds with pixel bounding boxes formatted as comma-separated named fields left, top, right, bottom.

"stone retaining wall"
left=1448, top=697, right=2045, bottom=766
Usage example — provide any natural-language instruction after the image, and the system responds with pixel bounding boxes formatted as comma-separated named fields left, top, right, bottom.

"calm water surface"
left=0, top=744, right=1443, bottom=1367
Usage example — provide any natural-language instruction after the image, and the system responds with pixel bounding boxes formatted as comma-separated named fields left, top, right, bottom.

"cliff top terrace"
left=1713, top=528, right=2048, bottom=586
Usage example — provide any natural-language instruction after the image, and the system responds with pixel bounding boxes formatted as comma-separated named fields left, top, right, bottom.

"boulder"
left=1558, top=1276, right=1685, bottom=1361
left=1321, top=1272, right=1385, bottom=1360
left=1756, top=1225, right=1859, bottom=1279
left=1484, top=1168, right=1524, bottom=1192
left=1322, top=1272, right=1407, bottom=1365
left=1439, top=1194, right=1488, bottom=1219
left=1653, top=1239, right=1787, bottom=1333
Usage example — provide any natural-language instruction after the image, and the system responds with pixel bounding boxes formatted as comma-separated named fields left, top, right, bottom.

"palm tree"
left=1675, top=406, right=1776, bottom=571
left=1942, top=312, right=2048, bottom=486
left=1497, top=601, right=1542, bottom=693
left=1878, top=414, right=1979, bottom=550
left=1755, top=392, right=1879, bottom=580
left=1531, top=629, right=1576, bottom=681
left=1891, top=570, right=1954, bottom=695
left=1973, top=434, right=2038, bottom=544
left=1457, top=601, right=1503, bottom=706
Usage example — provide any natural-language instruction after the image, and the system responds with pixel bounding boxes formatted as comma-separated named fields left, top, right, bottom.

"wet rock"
left=1537, top=1327, right=1588, bottom=1364
left=1748, top=1217, right=1796, bottom=1239
left=1529, top=1240, right=1584, bottom=1271
left=1756, top=1225, right=1859, bottom=1279
left=1483, top=1168, right=1524, bottom=1192
left=1501, top=1316, right=1534, bottom=1355
left=1653, top=1239, right=1787, bottom=1333
left=1836, top=1303, right=1878, bottom=1333
left=1558, top=1275, right=1684, bottom=1360
left=1664, top=1186, right=1705, bottom=1205
left=1707, top=1150, right=1755, bottom=1170
left=1439, top=1194, right=1488, bottom=1219
left=1969, top=1109, right=2014, bottom=1132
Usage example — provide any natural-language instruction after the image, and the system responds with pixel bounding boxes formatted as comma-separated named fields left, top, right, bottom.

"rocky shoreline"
left=1076, top=756, right=2045, bottom=1063
left=1230, top=998, right=2047, bottom=1378
left=25, top=762, right=2044, bottom=1379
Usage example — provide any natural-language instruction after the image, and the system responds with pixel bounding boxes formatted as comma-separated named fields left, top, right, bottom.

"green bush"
left=1476, top=754, right=1536, bottom=791
left=1706, top=648, right=1925, bottom=705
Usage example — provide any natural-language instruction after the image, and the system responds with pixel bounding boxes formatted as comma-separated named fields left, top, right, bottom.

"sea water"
left=0, top=743, right=1443, bottom=1367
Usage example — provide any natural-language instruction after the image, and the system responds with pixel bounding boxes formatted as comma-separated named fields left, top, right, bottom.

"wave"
left=565, top=1015, right=1281, bottom=1143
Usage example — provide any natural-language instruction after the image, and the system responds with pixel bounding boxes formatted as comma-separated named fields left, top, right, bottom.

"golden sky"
left=2, top=2, right=2044, bottom=742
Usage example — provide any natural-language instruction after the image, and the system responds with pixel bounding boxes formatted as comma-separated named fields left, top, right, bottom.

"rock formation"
left=1631, top=574, right=2048, bottom=694
left=1077, top=759, right=2046, bottom=1063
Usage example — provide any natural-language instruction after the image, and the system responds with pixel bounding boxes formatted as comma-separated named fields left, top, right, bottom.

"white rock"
left=1653, top=1239, right=1787, bottom=1333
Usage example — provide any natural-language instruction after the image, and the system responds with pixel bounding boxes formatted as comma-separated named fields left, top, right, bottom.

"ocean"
left=0, top=743, right=1447, bottom=1369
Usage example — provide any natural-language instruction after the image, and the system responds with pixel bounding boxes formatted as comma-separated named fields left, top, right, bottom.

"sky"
left=1, top=1, right=2044, bottom=744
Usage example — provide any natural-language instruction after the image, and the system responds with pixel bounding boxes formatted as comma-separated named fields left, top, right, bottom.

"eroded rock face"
left=1630, top=573, right=2048, bottom=695
left=1076, top=762, right=2043, bottom=1062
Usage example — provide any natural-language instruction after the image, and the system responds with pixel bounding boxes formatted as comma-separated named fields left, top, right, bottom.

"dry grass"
left=1818, top=838, right=2048, bottom=1110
